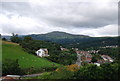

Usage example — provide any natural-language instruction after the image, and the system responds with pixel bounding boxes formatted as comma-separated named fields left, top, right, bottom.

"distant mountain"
left=44, top=31, right=90, bottom=39
left=26, top=31, right=118, bottom=49
left=2, top=31, right=118, bottom=49
left=28, top=31, right=89, bottom=40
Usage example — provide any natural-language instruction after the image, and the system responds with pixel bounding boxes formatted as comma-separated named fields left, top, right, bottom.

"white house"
left=101, top=55, right=114, bottom=62
left=94, top=63, right=100, bottom=66
left=36, top=48, right=49, bottom=57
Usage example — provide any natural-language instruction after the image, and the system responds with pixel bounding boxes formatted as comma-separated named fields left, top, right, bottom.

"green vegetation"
left=2, top=36, right=77, bottom=75
left=27, top=31, right=89, bottom=40
left=38, top=68, right=74, bottom=79
left=65, top=37, right=118, bottom=50
left=2, top=32, right=118, bottom=50
left=2, top=32, right=119, bottom=80
left=74, top=63, right=119, bottom=80
left=2, top=59, right=22, bottom=76
left=20, top=36, right=77, bottom=65
left=36, top=63, right=119, bottom=80
left=2, top=41, right=60, bottom=75
left=25, top=31, right=118, bottom=50
left=91, top=54, right=102, bottom=63
left=46, top=50, right=77, bottom=65
left=0, top=40, right=2, bottom=76
left=30, top=65, right=76, bottom=79
left=10, top=33, right=22, bottom=43
left=2, top=38, right=7, bottom=41
left=98, top=48, right=119, bottom=59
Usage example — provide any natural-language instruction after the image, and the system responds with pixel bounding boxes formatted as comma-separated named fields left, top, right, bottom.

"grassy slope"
left=2, top=41, right=60, bottom=69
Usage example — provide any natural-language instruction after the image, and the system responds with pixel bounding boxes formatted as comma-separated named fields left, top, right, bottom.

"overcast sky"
left=0, top=0, right=119, bottom=37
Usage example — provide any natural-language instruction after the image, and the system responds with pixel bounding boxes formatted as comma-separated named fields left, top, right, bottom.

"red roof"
left=76, top=51, right=89, bottom=55
left=0, top=76, right=14, bottom=81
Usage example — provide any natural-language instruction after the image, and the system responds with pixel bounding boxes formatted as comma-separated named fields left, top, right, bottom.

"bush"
left=2, top=38, right=7, bottom=41
left=66, top=64, right=79, bottom=72
left=39, top=67, right=74, bottom=79
left=10, top=36, right=21, bottom=43
left=2, top=59, right=24, bottom=76
left=23, top=66, right=58, bottom=75
left=74, top=63, right=119, bottom=80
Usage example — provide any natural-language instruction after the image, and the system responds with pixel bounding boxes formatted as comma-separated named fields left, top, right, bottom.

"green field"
left=2, top=41, right=60, bottom=69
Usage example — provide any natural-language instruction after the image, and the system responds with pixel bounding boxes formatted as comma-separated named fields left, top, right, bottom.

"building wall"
left=36, top=49, right=49, bottom=57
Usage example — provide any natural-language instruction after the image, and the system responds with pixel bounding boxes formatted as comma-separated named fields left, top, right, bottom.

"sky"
left=0, top=0, right=119, bottom=37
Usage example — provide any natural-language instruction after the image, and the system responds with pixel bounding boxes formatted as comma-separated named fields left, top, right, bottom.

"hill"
left=43, top=31, right=89, bottom=39
left=66, top=37, right=118, bottom=50
left=26, top=31, right=118, bottom=49
left=29, top=31, right=89, bottom=39
left=2, top=41, right=60, bottom=69
left=2, top=31, right=118, bottom=50
left=19, top=37, right=77, bottom=65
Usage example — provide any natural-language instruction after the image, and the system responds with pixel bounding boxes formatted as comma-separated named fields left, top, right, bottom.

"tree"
left=98, top=48, right=119, bottom=59
left=73, top=62, right=119, bottom=80
left=100, top=63, right=119, bottom=80
left=91, top=56, right=97, bottom=63
left=2, top=38, right=7, bottom=41
left=12, top=33, right=15, bottom=36
left=10, top=33, right=22, bottom=43
left=91, top=54, right=102, bottom=63
left=0, top=34, right=1, bottom=38
left=2, top=59, right=23, bottom=76
left=10, top=36, right=21, bottom=43
left=23, top=36, right=33, bottom=42
left=11, top=33, right=21, bottom=43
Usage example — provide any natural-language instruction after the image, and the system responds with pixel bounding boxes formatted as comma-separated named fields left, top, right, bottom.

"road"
left=0, top=72, right=44, bottom=80
left=76, top=53, right=82, bottom=66
left=22, top=73, right=44, bottom=77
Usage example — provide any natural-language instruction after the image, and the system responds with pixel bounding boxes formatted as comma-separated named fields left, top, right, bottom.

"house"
left=94, top=63, right=100, bottom=66
left=88, top=50, right=100, bottom=54
left=101, top=55, right=113, bottom=62
left=72, top=48, right=79, bottom=51
left=101, top=45, right=118, bottom=48
left=76, top=50, right=92, bottom=63
left=60, top=47, right=69, bottom=51
left=82, top=54, right=92, bottom=63
left=97, top=59, right=106, bottom=64
left=36, top=48, right=49, bottom=57
left=83, top=57, right=92, bottom=63
left=76, top=51, right=89, bottom=55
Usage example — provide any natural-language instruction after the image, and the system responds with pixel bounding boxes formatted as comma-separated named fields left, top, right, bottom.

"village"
left=36, top=46, right=114, bottom=67
left=75, top=49, right=114, bottom=66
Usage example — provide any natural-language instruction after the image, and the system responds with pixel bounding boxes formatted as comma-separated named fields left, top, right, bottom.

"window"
left=38, top=51, right=41, bottom=54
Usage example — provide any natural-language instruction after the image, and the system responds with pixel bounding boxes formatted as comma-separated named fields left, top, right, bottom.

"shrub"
left=2, top=59, right=24, bottom=76
left=66, top=64, right=79, bottom=72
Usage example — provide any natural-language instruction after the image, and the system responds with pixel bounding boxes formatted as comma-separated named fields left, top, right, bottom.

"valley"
left=1, top=32, right=119, bottom=80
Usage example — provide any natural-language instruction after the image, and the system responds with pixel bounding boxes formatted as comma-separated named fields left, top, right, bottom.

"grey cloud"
left=1, top=24, right=25, bottom=34
left=0, top=0, right=118, bottom=36
left=1, top=2, right=32, bottom=16
left=42, top=2, right=117, bottom=28
left=1, top=1, right=117, bottom=28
